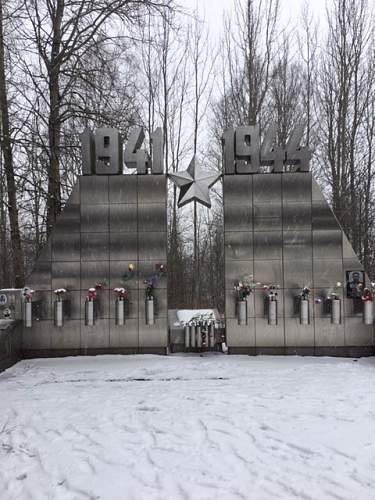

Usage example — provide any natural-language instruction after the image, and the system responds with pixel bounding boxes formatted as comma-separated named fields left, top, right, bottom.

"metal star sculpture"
left=168, top=157, right=221, bottom=209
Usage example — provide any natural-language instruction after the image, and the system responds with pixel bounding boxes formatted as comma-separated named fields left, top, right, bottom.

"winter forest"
left=0, top=0, right=374, bottom=313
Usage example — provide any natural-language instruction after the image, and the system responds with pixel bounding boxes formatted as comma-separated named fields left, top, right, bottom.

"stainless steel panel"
left=284, top=318, right=314, bottom=347
left=138, top=175, right=166, bottom=204
left=313, top=230, right=342, bottom=259
left=138, top=232, right=167, bottom=260
left=109, top=318, right=139, bottom=348
left=253, top=260, right=283, bottom=287
left=80, top=175, right=109, bottom=205
left=282, top=173, right=312, bottom=203
left=314, top=317, right=344, bottom=346
left=345, top=316, right=374, bottom=346
left=109, top=289, right=138, bottom=319
left=254, top=232, right=282, bottom=260
left=313, top=260, right=343, bottom=288
left=109, top=175, right=137, bottom=204
left=311, top=178, right=326, bottom=202
left=55, top=204, right=80, bottom=233
left=283, top=261, right=313, bottom=288
left=67, top=183, right=80, bottom=204
left=226, top=318, right=256, bottom=347
left=254, top=319, right=284, bottom=347
left=28, top=261, right=51, bottom=289
left=343, top=295, right=362, bottom=317
left=33, top=290, right=52, bottom=320
left=253, top=204, right=281, bottom=218
left=253, top=217, right=282, bottom=231
left=138, top=204, right=167, bottom=232
left=224, top=205, right=252, bottom=231
left=22, top=320, right=51, bottom=350
left=81, top=204, right=109, bottom=233
left=81, top=233, right=109, bottom=261
left=109, top=233, right=138, bottom=261
left=282, top=203, right=311, bottom=231
left=81, top=129, right=95, bottom=175
left=81, top=319, right=110, bottom=349
left=95, top=128, right=123, bottom=175
left=254, top=289, right=283, bottom=318
left=109, top=204, right=137, bottom=232
left=139, top=289, right=167, bottom=318
left=51, top=320, right=81, bottom=349
left=312, top=202, right=339, bottom=230
left=138, top=318, right=168, bottom=347
left=253, top=174, right=281, bottom=204
left=283, top=231, right=312, bottom=260
left=342, top=233, right=359, bottom=260
left=225, top=232, right=253, bottom=260
left=223, top=175, right=252, bottom=205
left=51, top=261, right=80, bottom=290
left=110, top=261, right=139, bottom=289
left=137, top=261, right=167, bottom=288
left=225, top=260, right=254, bottom=289
left=226, top=289, right=255, bottom=318
left=52, top=232, right=80, bottom=262
left=81, top=261, right=109, bottom=290
left=64, top=291, right=81, bottom=319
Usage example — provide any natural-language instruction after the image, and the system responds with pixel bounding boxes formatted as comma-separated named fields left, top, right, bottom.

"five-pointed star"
left=168, top=157, right=221, bottom=208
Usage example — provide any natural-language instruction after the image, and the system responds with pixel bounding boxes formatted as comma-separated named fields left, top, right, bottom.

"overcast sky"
left=181, top=0, right=327, bottom=39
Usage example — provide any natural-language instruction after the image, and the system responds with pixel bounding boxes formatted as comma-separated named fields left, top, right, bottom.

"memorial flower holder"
left=22, top=288, right=34, bottom=328
left=264, top=284, right=279, bottom=326
left=328, top=282, right=342, bottom=325
left=144, top=276, right=157, bottom=326
left=53, top=288, right=67, bottom=328
left=234, top=275, right=260, bottom=326
left=299, top=286, right=310, bottom=325
left=85, top=283, right=102, bottom=326
left=113, top=287, right=128, bottom=326
left=362, top=283, right=375, bottom=325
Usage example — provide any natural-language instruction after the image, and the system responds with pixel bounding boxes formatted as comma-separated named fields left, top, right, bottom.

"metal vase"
left=268, top=299, right=277, bottom=325
left=85, top=299, right=95, bottom=326
left=363, top=301, right=373, bottom=325
left=24, top=301, right=32, bottom=328
left=331, top=298, right=341, bottom=325
left=300, top=299, right=309, bottom=325
left=190, top=324, right=196, bottom=348
left=196, top=325, right=202, bottom=348
left=184, top=325, right=190, bottom=349
left=237, top=300, right=247, bottom=326
left=208, top=323, right=215, bottom=348
left=54, top=300, right=64, bottom=328
left=145, top=298, right=154, bottom=325
left=115, top=298, right=125, bottom=326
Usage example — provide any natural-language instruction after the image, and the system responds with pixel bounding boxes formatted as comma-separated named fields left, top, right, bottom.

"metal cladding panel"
left=225, top=260, right=254, bottom=289
left=81, top=319, right=110, bottom=349
left=314, top=318, right=345, bottom=346
left=343, top=296, right=362, bottom=317
left=313, top=230, right=343, bottom=259
left=137, top=262, right=167, bottom=289
left=80, top=261, right=109, bottom=290
left=282, top=173, right=312, bottom=203
left=284, top=260, right=313, bottom=288
left=342, top=233, right=360, bottom=260
left=254, top=232, right=282, bottom=260
left=253, top=174, right=282, bottom=204
left=138, top=204, right=167, bottom=232
left=22, top=321, right=51, bottom=350
left=68, top=183, right=80, bottom=204
left=109, top=233, right=138, bottom=261
left=109, top=175, right=137, bottom=204
left=283, top=231, right=312, bottom=260
left=253, top=260, right=283, bottom=287
left=109, top=204, right=137, bottom=232
left=138, top=318, right=168, bottom=347
left=52, top=232, right=80, bottom=262
left=313, top=260, right=343, bottom=288
left=253, top=217, right=282, bottom=231
left=33, top=291, right=52, bottom=320
left=139, top=289, right=167, bottom=318
left=138, top=232, right=167, bottom=261
left=109, top=261, right=139, bottom=289
left=109, top=289, right=138, bottom=319
left=109, top=318, right=139, bottom=347
left=138, top=175, right=166, bottom=204
left=225, top=232, right=253, bottom=260
left=51, top=261, right=80, bottom=290
left=283, top=203, right=311, bottom=231
left=63, top=291, right=81, bottom=319
left=81, top=233, right=109, bottom=261
left=28, top=261, right=51, bottom=289
left=81, top=204, right=109, bottom=233
left=51, top=320, right=81, bottom=349
left=254, top=290, right=283, bottom=318
left=224, top=205, right=252, bottom=231
left=284, top=318, right=314, bottom=346
left=345, top=317, right=374, bottom=346
left=54, top=204, right=80, bottom=233
left=95, top=128, right=123, bottom=175
left=226, top=318, right=256, bottom=347
left=36, top=240, right=52, bottom=262
left=223, top=176, right=252, bottom=206
left=80, top=176, right=109, bottom=205
left=255, top=320, right=285, bottom=347
left=312, top=202, right=339, bottom=230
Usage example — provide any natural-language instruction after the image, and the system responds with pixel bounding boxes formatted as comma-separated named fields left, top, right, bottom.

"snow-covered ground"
left=1, top=354, right=375, bottom=500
